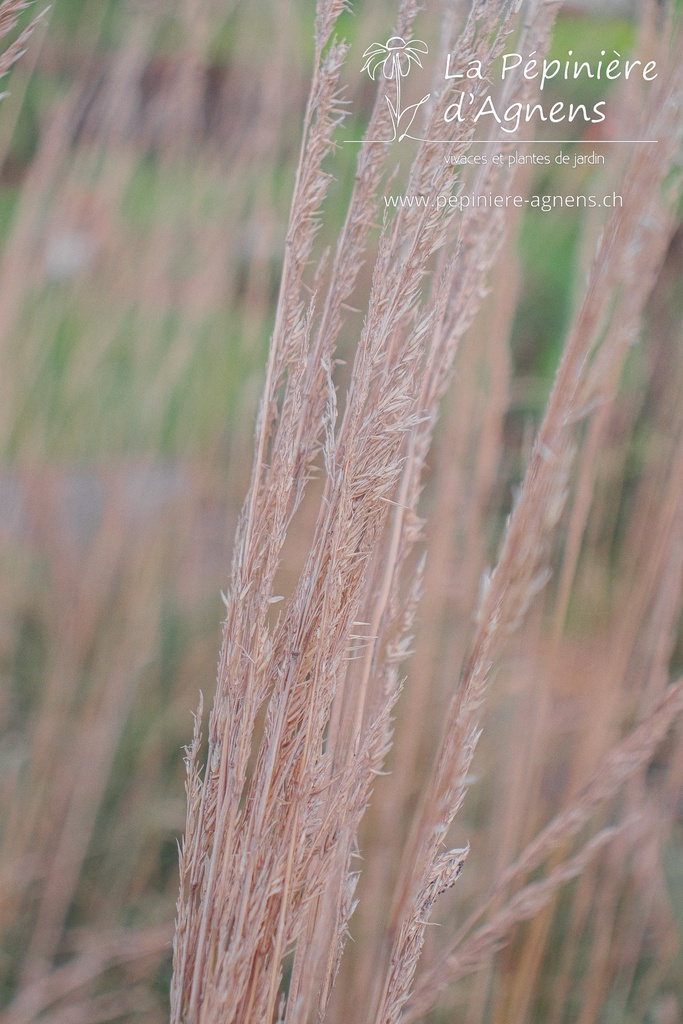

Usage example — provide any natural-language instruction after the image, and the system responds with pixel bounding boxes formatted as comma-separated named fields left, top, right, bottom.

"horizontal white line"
left=344, top=139, right=658, bottom=144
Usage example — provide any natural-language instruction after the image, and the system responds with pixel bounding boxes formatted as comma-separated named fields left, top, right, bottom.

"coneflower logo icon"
left=361, top=36, right=431, bottom=141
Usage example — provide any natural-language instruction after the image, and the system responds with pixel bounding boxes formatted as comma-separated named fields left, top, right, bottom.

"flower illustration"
left=361, top=36, right=430, bottom=142
left=361, top=36, right=428, bottom=81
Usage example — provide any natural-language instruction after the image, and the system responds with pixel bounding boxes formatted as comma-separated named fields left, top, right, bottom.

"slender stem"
left=395, top=59, right=401, bottom=120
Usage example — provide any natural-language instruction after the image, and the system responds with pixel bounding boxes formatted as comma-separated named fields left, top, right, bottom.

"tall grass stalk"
left=170, top=1, right=683, bottom=1023
left=0, top=1, right=682, bottom=1022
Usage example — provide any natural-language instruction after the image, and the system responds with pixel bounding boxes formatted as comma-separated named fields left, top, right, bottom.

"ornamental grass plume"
left=0, top=0, right=44, bottom=81
left=0, top=0, right=680, bottom=1021
left=165, top=1, right=683, bottom=1022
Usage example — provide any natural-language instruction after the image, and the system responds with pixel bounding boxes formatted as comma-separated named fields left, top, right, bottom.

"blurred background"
left=0, top=1, right=682, bottom=1023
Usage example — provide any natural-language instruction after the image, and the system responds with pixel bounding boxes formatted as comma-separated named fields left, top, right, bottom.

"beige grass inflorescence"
left=0, top=0, right=682, bottom=1022
left=169, top=2, right=683, bottom=1023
